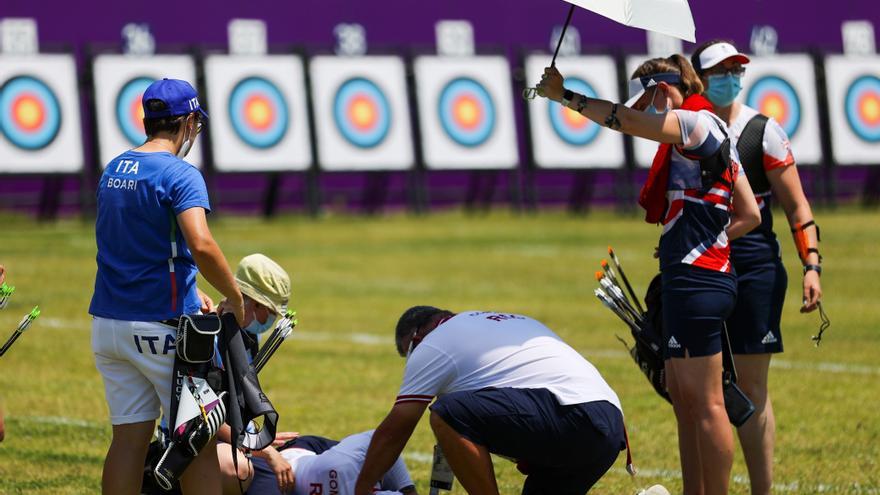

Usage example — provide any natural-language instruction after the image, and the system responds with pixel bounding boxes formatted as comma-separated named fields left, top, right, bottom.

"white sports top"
left=287, top=430, right=413, bottom=495
left=396, top=311, right=622, bottom=410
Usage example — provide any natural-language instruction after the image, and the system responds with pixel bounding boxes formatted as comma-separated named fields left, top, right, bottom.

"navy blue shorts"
left=728, top=259, right=787, bottom=354
left=430, top=387, right=624, bottom=494
left=245, top=435, right=339, bottom=495
left=661, top=263, right=737, bottom=359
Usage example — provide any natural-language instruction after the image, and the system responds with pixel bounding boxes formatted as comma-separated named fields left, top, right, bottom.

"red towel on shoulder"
left=638, top=94, right=715, bottom=223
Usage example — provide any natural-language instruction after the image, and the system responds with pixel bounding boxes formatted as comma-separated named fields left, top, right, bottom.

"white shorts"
left=92, top=317, right=177, bottom=425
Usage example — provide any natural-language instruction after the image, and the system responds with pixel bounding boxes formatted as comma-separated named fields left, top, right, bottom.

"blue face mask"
left=644, top=87, right=668, bottom=115
left=706, top=74, right=742, bottom=107
left=244, top=312, right=277, bottom=335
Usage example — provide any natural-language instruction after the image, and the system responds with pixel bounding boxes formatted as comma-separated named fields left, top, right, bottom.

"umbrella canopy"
left=523, top=0, right=696, bottom=99
left=563, top=0, right=695, bottom=42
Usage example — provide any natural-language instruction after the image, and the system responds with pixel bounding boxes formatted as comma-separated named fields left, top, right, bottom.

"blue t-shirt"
left=89, top=150, right=210, bottom=321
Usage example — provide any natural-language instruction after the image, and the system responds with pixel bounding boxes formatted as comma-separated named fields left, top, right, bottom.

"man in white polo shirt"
left=354, top=306, right=627, bottom=495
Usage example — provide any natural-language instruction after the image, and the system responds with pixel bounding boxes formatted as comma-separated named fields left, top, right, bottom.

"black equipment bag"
left=217, top=311, right=278, bottom=452
left=632, top=274, right=671, bottom=403
left=144, top=313, right=278, bottom=493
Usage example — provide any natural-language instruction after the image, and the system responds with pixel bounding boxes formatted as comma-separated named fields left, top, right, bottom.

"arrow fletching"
left=0, top=305, right=40, bottom=357
left=0, top=283, right=15, bottom=310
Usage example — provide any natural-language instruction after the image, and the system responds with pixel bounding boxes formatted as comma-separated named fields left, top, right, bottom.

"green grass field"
left=1, top=207, right=878, bottom=494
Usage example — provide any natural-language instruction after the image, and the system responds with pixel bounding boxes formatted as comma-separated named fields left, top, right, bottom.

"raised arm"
left=538, top=66, right=685, bottom=144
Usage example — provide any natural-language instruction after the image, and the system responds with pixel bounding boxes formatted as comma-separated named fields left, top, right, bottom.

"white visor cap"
left=697, top=42, right=750, bottom=72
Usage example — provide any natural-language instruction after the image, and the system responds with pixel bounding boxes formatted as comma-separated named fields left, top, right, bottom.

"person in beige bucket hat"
left=220, top=253, right=291, bottom=336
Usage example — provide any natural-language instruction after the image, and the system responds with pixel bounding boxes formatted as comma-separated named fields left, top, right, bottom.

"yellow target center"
left=351, top=98, right=376, bottom=129
left=246, top=98, right=273, bottom=129
left=14, top=96, right=44, bottom=130
left=861, top=94, right=880, bottom=124
left=455, top=98, right=480, bottom=129
left=562, top=107, right=588, bottom=128
left=762, top=96, right=786, bottom=122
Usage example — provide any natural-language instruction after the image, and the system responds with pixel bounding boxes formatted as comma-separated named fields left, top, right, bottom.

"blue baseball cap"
left=142, top=78, right=209, bottom=120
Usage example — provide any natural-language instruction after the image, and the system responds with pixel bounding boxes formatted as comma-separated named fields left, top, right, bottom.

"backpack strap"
left=736, top=113, right=771, bottom=194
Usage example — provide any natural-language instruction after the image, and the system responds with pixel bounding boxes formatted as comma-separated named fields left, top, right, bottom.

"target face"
left=333, top=77, right=391, bottom=149
left=746, top=76, right=801, bottom=138
left=115, top=76, right=153, bottom=146
left=227, top=76, right=289, bottom=149
left=547, top=78, right=599, bottom=146
left=844, top=75, right=880, bottom=143
left=438, top=77, right=495, bottom=147
left=0, top=75, right=62, bottom=150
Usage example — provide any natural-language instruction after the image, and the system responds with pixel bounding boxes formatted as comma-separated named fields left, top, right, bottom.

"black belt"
left=159, top=318, right=180, bottom=328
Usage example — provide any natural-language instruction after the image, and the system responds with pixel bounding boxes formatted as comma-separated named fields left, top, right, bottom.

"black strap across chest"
left=736, top=113, right=770, bottom=194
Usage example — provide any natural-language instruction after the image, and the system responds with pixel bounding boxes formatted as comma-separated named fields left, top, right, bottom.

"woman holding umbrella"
left=536, top=56, right=761, bottom=495
left=691, top=40, right=823, bottom=495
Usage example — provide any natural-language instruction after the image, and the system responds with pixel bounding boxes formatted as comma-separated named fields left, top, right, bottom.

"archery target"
left=737, top=55, right=822, bottom=165
left=115, top=77, right=152, bottom=146
left=310, top=56, right=413, bottom=171
left=414, top=56, right=518, bottom=169
left=0, top=55, right=83, bottom=172
left=526, top=55, right=624, bottom=168
left=825, top=55, right=880, bottom=164
left=204, top=55, right=311, bottom=171
left=845, top=76, right=880, bottom=142
left=0, top=75, right=61, bottom=150
left=93, top=55, right=202, bottom=168
left=438, top=77, right=495, bottom=147
left=334, top=77, right=390, bottom=148
left=745, top=76, right=801, bottom=138
left=228, top=77, right=288, bottom=148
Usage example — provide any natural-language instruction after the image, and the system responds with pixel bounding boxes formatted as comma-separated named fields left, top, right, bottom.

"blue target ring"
left=844, top=75, right=880, bottom=143
left=548, top=78, right=600, bottom=146
left=438, top=77, right=495, bottom=147
left=333, top=77, right=391, bottom=149
left=115, top=76, right=154, bottom=146
left=0, top=75, right=62, bottom=150
left=746, top=75, right=801, bottom=138
left=228, top=77, right=289, bottom=149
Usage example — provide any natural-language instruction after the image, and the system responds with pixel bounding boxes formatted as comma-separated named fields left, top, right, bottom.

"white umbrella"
left=563, top=0, right=695, bottom=44
left=525, top=0, right=695, bottom=99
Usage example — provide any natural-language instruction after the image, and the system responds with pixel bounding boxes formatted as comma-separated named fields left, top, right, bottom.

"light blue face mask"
left=706, top=74, right=743, bottom=107
left=244, top=312, right=277, bottom=335
left=645, top=87, right=668, bottom=115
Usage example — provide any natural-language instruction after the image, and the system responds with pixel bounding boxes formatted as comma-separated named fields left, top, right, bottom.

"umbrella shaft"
left=551, top=4, right=576, bottom=67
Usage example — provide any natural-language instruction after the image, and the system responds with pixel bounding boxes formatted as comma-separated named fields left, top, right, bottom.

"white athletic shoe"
left=636, top=485, right=671, bottom=495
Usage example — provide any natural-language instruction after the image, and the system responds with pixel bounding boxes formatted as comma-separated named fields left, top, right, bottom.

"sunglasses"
left=705, top=66, right=746, bottom=77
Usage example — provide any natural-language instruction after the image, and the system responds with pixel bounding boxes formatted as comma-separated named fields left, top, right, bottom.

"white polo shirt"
left=287, top=430, right=413, bottom=495
left=395, top=311, right=622, bottom=411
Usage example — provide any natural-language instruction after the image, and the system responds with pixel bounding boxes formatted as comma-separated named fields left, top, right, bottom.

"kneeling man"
left=355, top=307, right=626, bottom=495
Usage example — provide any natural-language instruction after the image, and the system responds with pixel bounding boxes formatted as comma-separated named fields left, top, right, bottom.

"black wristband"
left=576, top=94, right=588, bottom=113
left=604, top=103, right=621, bottom=130
left=803, top=264, right=822, bottom=276
left=562, top=89, right=575, bottom=106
